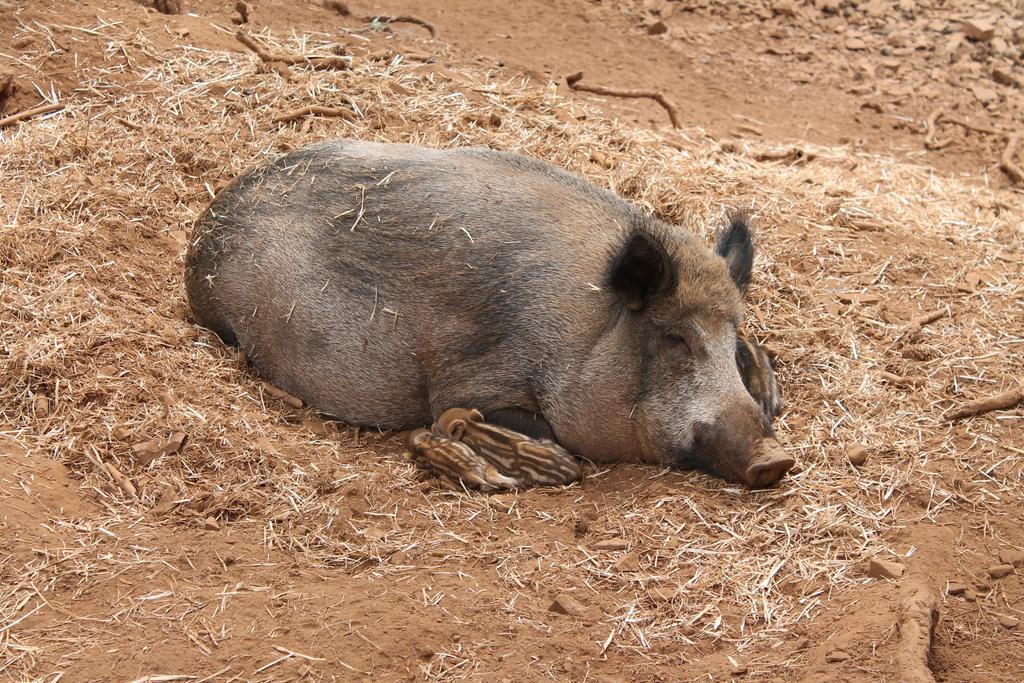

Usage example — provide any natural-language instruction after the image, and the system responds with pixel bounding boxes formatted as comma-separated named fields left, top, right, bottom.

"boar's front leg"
left=736, top=338, right=784, bottom=421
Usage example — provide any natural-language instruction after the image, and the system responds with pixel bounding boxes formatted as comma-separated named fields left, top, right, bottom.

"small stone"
left=993, top=68, right=1019, bottom=88
left=131, top=432, right=188, bottom=466
left=549, top=593, right=587, bottom=617
left=988, top=564, right=1014, bottom=579
left=593, top=538, right=629, bottom=551
left=97, top=365, right=120, bottom=379
left=731, top=664, right=749, bottom=675
left=826, top=650, right=851, bottom=662
left=947, top=582, right=967, bottom=596
left=773, top=0, right=798, bottom=17
left=972, top=85, right=999, bottom=103
left=861, top=0, right=886, bottom=17
left=155, top=0, right=186, bottom=14
left=33, top=395, right=50, bottom=417
left=203, top=516, right=220, bottom=531
left=963, top=589, right=978, bottom=602
left=962, top=18, right=995, bottom=42
left=646, top=20, right=668, bottom=35
left=998, top=615, right=1020, bottom=629
left=998, top=549, right=1024, bottom=568
left=845, top=36, right=868, bottom=50
left=613, top=552, right=641, bottom=572
left=152, top=483, right=178, bottom=515
left=590, top=150, right=614, bottom=169
left=868, top=558, right=906, bottom=579
left=794, top=637, right=811, bottom=650
left=303, top=417, right=336, bottom=437
left=846, top=444, right=868, bottom=466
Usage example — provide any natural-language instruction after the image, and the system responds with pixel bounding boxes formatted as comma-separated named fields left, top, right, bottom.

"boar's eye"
left=665, top=333, right=691, bottom=353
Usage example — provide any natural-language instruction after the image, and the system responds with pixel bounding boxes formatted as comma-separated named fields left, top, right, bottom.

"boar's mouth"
left=670, top=424, right=794, bottom=488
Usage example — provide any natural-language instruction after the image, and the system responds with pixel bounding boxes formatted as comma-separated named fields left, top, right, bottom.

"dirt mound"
left=0, top=1, right=1022, bottom=681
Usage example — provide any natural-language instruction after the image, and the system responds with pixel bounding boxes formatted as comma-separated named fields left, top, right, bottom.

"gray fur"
left=186, top=139, right=781, bottom=483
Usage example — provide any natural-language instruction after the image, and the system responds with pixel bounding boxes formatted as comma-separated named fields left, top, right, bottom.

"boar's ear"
left=715, top=215, right=754, bottom=294
left=609, top=231, right=676, bottom=311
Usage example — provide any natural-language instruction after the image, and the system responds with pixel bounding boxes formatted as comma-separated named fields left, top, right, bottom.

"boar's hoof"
left=433, top=407, right=584, bottom=488
left=743, top=442, right=796, bottom=488
left=405, top=428, right=521, bottom=491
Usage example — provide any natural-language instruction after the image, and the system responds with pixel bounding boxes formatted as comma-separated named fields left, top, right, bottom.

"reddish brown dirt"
left=1, top=1, right=1023, bottom=682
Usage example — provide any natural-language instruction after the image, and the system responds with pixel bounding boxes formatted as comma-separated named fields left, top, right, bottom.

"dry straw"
left=1, top=19, right=1021, bottom=680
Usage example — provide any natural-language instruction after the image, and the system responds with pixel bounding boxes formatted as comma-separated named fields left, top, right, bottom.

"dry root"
left=368, top=15, right=438, bottom=39
left=236, top=31, right=349, bottom=71
left=923, top=109, right=1023, bottom=184
left=272, top=104, right=355, bottom=124
left=566, top=71, right=681, bottom=129
left=945, top=386, right=1024, bottom=422
left=323, top=1, right=438, bottom=39
left=896, top=582, right=938, bottom=683
left=0, top=101, right=63, bottom=129
left=999, top=133, right=1023, bottom=184
left=753, top=146, right=816, bottom=164
left=904, top=307, right=950, bottom=336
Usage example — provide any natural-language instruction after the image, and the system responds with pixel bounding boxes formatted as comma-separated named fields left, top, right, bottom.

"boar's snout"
left=681, top=408, right=794, bottom=488
left=743, top=439, right=795, bottom=488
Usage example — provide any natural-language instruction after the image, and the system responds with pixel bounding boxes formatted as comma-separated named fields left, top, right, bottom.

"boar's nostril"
left=743, top=445, right=795, bottom=488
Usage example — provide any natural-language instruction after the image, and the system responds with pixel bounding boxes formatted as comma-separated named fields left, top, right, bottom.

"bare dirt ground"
left=1, top=0, right=1023, bottom=681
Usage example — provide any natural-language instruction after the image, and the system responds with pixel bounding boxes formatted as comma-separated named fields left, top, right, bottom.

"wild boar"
left=186, top=139, right=793, bottom=487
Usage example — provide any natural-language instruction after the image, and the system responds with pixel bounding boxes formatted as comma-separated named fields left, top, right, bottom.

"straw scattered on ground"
left=1, top=15, right=1022, bottom=682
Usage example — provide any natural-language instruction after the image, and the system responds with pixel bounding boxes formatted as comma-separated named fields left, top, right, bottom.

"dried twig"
left=905, top=308, right=949, bottom=335
left=323, top=1, right=439, bottom=38
left=945, top=386, right=1024, bottom=422
left=877, top=371, right=925, bottom=388
left=0, top=102, right=64, bottom=129
left=566, top=71, right=681, bottom=128
left=272, top=105, right=355, bottom=124
left=923, top=109, right=951, bottom=150
left=999, top=133, right=1023, bottom=185
left=924, top=109, right=1023, bottom=184
left=103, top=460, right=138, bottom=498
left=895, top=582, right=938, bottom=683
left=753, top=146, right=815, bottom=164
left=236, top=31, right=349, bottom=70
left=368, top=15, right=438, bottom=39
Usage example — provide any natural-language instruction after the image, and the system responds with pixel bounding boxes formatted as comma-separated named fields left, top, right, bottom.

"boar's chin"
left=668, top=448, right=747, bottom=484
